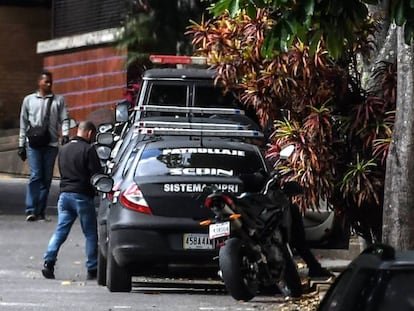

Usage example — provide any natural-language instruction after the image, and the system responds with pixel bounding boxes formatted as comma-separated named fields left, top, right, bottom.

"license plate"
left=183, top=233, right=215, bottom=250
left=209, top=221, right=230, bottom=239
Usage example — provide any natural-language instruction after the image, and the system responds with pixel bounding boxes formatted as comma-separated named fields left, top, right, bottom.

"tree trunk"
left=382, top=27, right=414, bottom=250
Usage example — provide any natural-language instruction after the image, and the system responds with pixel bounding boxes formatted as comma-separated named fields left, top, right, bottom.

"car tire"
left=97, top=246, right=107, bottom=286
left=106, top=240, right=131, bottom=292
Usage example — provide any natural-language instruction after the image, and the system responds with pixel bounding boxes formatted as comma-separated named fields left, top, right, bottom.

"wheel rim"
left=240, top=248, right=259, bottom=290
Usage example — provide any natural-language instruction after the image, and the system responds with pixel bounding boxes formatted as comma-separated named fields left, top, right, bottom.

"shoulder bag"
left=26, top=95, right=53, bottom=148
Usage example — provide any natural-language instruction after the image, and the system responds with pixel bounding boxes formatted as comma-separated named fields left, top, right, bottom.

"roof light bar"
left=135, top=121, right=248, bottom=130
left=149, top=54, right=207, bottom=65
left=135, top=105, right=245, bottom=115
left=136, top=127, right=264, bottom=138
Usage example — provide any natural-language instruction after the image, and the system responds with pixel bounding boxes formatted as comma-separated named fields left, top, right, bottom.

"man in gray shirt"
left=18, top=70, right=70, bottom=221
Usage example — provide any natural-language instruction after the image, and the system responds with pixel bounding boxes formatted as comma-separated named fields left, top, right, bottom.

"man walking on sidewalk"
left=41, top=120, right=102, bottom=280
left=18, top=70, right=69, bottom=221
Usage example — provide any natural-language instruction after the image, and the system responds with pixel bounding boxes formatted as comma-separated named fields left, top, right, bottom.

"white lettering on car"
left=164, top=184, right=239, bottom=193
left=169, top=168, right=234, bottom=177
left=162, top=148, right=245, bottom=157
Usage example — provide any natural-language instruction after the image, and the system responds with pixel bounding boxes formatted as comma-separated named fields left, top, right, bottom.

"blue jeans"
left=26, top=145, right=58, bottom=217
left=43, top=192, right=98, bottom=271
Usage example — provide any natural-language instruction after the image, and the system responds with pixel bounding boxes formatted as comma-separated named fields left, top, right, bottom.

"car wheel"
left=97, top=246, right=107, bottom=286
left=106, top=240, right=131, bottom=292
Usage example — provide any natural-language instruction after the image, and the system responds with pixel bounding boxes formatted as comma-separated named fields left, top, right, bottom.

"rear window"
left=145, top=84, right=187, bottom=107
left=135, top=146, right=264, bottom=177
left=194, top=85, right=239, bottom=108
left=143, top=82, right=240, bottom=109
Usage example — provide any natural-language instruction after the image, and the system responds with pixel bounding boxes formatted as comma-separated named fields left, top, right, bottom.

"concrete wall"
left=0, top=6, right=51, bottom=129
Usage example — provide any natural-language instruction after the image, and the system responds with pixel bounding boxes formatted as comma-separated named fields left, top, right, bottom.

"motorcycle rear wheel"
left=219, top=238, right=258, bottom=301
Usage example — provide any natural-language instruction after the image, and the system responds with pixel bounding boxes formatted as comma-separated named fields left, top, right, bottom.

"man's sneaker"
left=41, top=261, right=55, bottom=279
left=87, top=269, right=97, bottom=280
left=26, top=212, right=36, bottom=222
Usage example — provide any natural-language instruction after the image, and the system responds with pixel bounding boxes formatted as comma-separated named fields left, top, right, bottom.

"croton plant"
left=186, top=9, right=396, bottom=243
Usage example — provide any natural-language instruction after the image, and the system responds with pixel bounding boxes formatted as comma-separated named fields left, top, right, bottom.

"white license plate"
left=209, top=221, right=230, bottom=239
left=183, top=233, right=215, bottom=250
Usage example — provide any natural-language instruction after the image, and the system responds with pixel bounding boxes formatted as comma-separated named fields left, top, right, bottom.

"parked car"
left=318, top=244, right=414, bottom=311
left=94, top=126, right=269, bottom=292
left=95, top=112, right=255, bottom=286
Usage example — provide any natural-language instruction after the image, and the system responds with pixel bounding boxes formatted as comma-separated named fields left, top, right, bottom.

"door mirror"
left=91, top=173, right=114, bottom=193
left=96, top=145, right=112, bottom=161
left=96, top=132, right=115, bottom=146
left=115, top=99, right=130, bottom=122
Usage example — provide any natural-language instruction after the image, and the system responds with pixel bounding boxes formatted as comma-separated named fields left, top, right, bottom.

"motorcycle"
left=200, top=145, right=303, bottom=301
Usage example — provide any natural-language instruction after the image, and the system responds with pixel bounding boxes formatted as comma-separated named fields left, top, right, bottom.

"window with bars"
left=52, top=0, right=127, bottom=38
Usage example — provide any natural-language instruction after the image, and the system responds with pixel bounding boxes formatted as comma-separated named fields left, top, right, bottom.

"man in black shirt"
left=41, top=120, right=102, bottom=280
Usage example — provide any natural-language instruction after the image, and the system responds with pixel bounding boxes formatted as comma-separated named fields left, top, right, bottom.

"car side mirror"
left=91, top=173, right=114, bottom=193
left=96, top=132, right=115, bottom=146
left=115, top=99, right=130, bottom=123
left=96, top=145, right=112, bottom=161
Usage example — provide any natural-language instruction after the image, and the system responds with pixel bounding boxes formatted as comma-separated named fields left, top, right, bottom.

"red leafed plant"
left=187, top=8, right=394, bottom=243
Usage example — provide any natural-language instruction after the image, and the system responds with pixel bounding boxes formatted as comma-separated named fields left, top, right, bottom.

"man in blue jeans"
left=41, top=120, right=102, bottom=280
left=18, top=70, right=70, bottom=221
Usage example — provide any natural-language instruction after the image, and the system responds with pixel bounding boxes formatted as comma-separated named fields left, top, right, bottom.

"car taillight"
left=119, top=184, right=152, bottom=215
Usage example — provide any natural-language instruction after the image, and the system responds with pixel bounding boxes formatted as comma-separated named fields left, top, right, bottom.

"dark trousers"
left=290, top=203, right=322, bottom=270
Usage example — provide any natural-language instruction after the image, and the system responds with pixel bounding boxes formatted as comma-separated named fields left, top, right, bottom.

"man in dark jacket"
left=41, top=120, right=102, bottom=280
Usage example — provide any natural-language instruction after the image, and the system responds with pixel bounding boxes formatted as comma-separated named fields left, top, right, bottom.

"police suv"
left=95, top=115, right=267, bottom=293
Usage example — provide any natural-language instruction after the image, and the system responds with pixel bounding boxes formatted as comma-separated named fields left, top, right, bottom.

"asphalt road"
left=0, top=214, right=300, bottom=311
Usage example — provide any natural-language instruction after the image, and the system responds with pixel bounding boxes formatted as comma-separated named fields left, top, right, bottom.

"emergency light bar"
left=135, top=105, right=245, bottom=115
left=149, top=54, right=207, bottom=65
left=136, top=121, right=248, bottom=130
left=136, top=127, right=264, bottom=138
